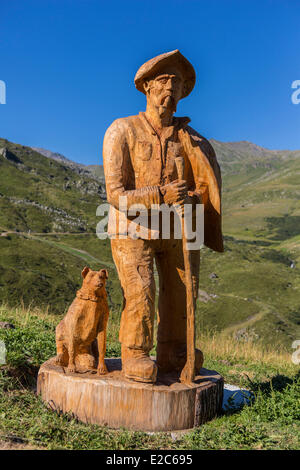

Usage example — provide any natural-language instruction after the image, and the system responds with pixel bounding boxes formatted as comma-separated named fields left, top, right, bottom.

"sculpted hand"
left=160, top=179, right=188, bottom=205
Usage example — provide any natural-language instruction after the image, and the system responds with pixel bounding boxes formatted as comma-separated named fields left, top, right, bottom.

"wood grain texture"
left=37, top=358, right=223, bottom=431
left=102, top=50, right=223, bottom=384
left=55, top=267, right=109, bottom=375
left=175, top=156, right=196, bottom=384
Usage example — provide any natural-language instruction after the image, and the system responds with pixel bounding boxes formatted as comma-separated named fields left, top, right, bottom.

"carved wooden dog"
left=55, top=267, right=109, bottom=374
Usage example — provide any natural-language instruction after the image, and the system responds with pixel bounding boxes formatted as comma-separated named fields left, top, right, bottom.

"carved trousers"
left=111, top=237, right=200, bottom=352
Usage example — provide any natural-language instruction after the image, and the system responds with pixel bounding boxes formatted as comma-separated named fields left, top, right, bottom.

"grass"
left=0, top=303, right=299, bottom=450
left=0, top=233, right=122, bottom=315
left=1, top=230, right=299, bottom=349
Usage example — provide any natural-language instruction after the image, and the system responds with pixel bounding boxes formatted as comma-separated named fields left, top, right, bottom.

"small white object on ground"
left=223, top=383, right=253, bottom=410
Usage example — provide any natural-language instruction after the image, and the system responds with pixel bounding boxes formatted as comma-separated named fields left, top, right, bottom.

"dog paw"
left=97, top=364, right=108, bottom=375
left=55, top=354, right=64, bottom=365
left=67, top=365, right=76, bottom=373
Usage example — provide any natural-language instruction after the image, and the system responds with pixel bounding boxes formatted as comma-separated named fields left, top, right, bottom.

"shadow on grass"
left=0, top=363, right=39, bottom=390
left=266, top=215, right=300, bottom=241
left=221, top=371, right=300, bottom=417
left=248, top=371, right=300, bottom=396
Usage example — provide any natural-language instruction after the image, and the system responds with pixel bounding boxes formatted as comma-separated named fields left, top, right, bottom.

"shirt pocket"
left=136, top=140, right=152, bottom=161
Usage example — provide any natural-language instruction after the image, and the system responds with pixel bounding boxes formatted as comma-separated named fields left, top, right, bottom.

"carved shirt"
left=103, top=112, right=223, bottom=251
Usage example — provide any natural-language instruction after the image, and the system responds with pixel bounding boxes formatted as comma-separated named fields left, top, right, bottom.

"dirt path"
left=0, top=230, right=90, bottom=236
left=1, top=228, right=116, bottom=270
left=27, top=234, right=116, bottom=269
left=219, top=293, right=273, bottom=335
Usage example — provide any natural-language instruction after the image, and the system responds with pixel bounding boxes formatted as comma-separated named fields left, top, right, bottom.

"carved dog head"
left=81, top=266, right=108, bottom=296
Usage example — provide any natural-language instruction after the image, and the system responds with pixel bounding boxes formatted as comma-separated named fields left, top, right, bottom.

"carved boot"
left=156, top=342, right=204, bottom=374
left=121, top=345, right=157, bottom=383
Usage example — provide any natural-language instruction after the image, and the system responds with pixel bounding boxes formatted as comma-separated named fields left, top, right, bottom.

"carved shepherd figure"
left=55, top=267, right=109, bottom=374
left=103, top=49, right=223, bottom=383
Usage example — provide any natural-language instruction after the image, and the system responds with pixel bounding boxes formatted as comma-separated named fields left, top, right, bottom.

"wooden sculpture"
left=55, top=266, right=109, bottom=374
left=37, top=50, right=225, bottom=430
left=103, top=49, right=223, bottom=384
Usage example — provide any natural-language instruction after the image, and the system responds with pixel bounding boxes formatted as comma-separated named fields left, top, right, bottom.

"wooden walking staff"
left=175, top=156, right=196, bottom=384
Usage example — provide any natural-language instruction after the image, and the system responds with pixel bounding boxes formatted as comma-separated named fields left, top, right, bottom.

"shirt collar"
left=139, top=112, right=191, bottom=139
left=139, top=112, right=157, bottom=136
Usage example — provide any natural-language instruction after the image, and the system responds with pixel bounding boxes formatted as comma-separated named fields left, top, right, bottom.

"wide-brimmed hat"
left=134, top=49, right=196, bottom=99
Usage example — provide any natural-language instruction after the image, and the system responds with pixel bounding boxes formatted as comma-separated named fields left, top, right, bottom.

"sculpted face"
left=144, top=66, right=184, bottom=115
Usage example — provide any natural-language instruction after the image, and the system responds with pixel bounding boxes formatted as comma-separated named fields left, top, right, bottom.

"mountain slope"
left=31, top=146, right=105, bottom=183
left=0, top=139, right=106, bottom=233
left=0, top=137, right=299, bottom=348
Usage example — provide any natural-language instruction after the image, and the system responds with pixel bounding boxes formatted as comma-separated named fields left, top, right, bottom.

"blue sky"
left=0, top=0, right=299, bottom=165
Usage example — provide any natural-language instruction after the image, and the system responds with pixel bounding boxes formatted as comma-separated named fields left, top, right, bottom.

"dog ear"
left=100, top=269, right=108, bottom=279
left=81, top=266, right=90, bottom=278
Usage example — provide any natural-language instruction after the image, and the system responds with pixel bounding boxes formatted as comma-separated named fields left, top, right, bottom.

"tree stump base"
left=37, top=358, right=224, bottom=432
